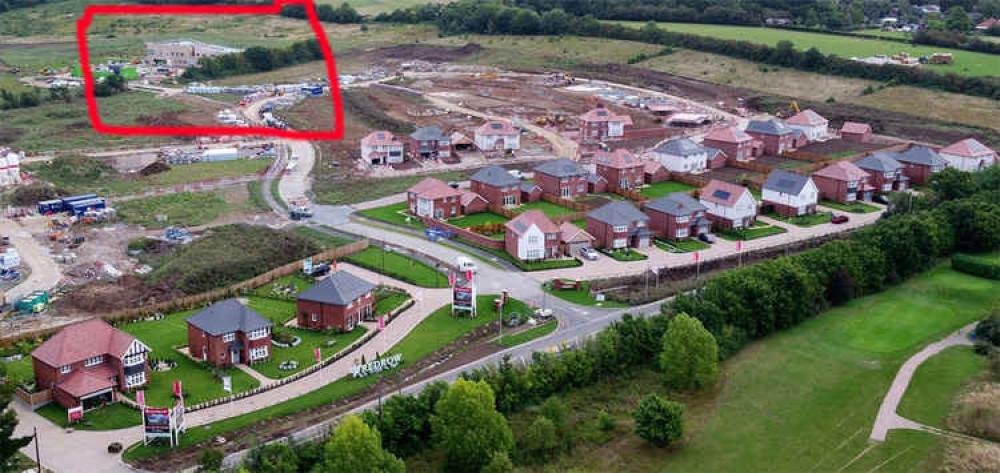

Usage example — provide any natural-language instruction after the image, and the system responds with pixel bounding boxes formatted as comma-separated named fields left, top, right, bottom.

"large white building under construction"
left=145, top=39, right=243, bottom=69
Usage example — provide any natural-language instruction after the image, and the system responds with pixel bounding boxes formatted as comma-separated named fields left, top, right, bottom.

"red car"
left=830, top=215, right=849, bottom=224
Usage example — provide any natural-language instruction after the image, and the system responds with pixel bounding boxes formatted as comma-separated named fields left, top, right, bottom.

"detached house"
left=559, top=222, right=595, bottom=255
left=761, top=170, right=818, bottom=217
left=595, top=149, right=644, bottom=192
left=586, top=201, right=652, bottom=249
left=652, top=138, right=712, bottom=173
left=699, top=180, right=758, bottom=229
left=296, top=271, right=376, bottom=332
left=702, top=127, right=757, bottom=162
left=521, top=182, right=542, bottom=203
left=745, top=119, right=802, bottom=155
left=812, top=161, right=873, bottom=203
left=504, top=210, right=561, bottom=261
left=893, top=146, right=948, bottom=185
left=939, top=138, right=997, bottom=172
left=470, top=166, right=521, bottom=207
left=361, top=131, right=404, bottom=165
left=644, top=192, right=710, bottom=241
left=32, top=319, right=151, bottom=409
left=187, top=299, right=272, bottom=367
left=840, top=122, right=872, bottom=143
left=643, top=160, right=670, bottom=184
left=784, top=109, right=829, bottom=141
left=855, top=153, right=909, bottom=194
left=407, top=178, right=464, bottom=219
left=578, top=105, right=633, bottom=143
left=409, top=126, right=451, bottom=159
left=534, top=158, right=590, bottom=198
left=474, top=120, right=520, bottom=152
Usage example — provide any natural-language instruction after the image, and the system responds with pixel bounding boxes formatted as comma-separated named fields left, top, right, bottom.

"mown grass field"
left=897, top=345, right=988, bottom=428
left=639, top=180, right=697, bottom=198
left=36, top=402, right=139, bottom=431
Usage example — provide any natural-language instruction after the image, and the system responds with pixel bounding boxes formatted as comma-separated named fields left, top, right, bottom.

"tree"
left=481, top=451, right=515, bottom=473
left=931, top=168, right=979, bottom=200
left=431, top=379, right=514, bottom=472
left=946, top=6, right=971, bottom=32
left=659, top=313, right=719, bottom=390
left=632, top=394, right=684, bottom=447
left=521, top=416, right=560, bottom=462
left=539, top=396, right=567, bottom=433
left=0, top=365, right=31, bottom=473
left=827, top=267, right=856, bottom=306
left=317, top=415, right=403, bottom=473
left=247, top=442, right=298, bottom=473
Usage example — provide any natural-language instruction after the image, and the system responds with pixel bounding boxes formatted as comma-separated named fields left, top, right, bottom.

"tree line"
left=181, top=39, right=326, bottom=81
left=913, top=29, right=1000, bottom=55
left=0, top=75, right=125, bottom=111
left=280, top=3, right=361, bottom=24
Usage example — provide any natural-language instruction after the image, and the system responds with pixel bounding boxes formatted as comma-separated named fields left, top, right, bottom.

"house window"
left=526, top=249, right=542, bottom=260
left=125, top=372, right=146, bottom=388
left=223, top=332, right=235, bottom=343
left=248, top=328, right=269, bottom=340
left=85, top=355, right=104, bottom=367
left=527, top=236, right=540, bottom=245
left=124, top=353, right=144, bottom=366
left=560, top=188, right=571, bottom=197
left=576, top=185, right=585, bottom=193
left=60, top=365, right=71, bottom=374
left=249, top=346, right=269, bottom=360
left=612, top=238, right=627, bottom=248
left=503, top=195, right=516, bottom=206
left=676, top=228, right=689, bottom=238
left=676, top=216, right=689, bottom=224
left=311, top=314, right=318, bottom=322
left=613, top=225, right=627, bottom=233
left=546, top=233, right=557, bottom=240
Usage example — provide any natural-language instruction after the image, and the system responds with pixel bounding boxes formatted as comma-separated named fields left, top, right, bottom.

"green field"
left=357, top=202, right=425, bottom=229
left=115, top=190, right=260, bottom=228
left=897, top=346, right=988, bottom=428
left=344, top=246, right=449, bottom=288
left=612, top=21, right=1000, bottom=77
left=314, top=171, right=469, bottom=206
left=639, top=180, right=697, bottom=198
left=497, top=320, right=558, bottom=348
left=718, top=221, right=788, bottom=241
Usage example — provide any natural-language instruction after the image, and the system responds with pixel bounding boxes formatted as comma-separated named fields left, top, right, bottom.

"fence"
left=623, top=127, right=675, bottom=140
left=551, top=211, right=589, bottom=224
left=666, top=172, right=709, bottom=188
left=0, top=241, right=370, bottom=347
left=615, top=188, right=650, bottom=203
left=14, top=388, right=52, bottom=409
left=540, top=193, right=594, bottom=211
left=726, top=158, right=774, bottom=174
left=421, top=217, right=505, bottom=250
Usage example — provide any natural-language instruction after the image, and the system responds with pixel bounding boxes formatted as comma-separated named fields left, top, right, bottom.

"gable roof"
left=643, top=160, right=666, bottom=174
left=32, top=319, right=141, bottom=367
left=653, top=137, right=708, bottom=157
left=856, top=153, right=903, bottom=172
left=186, top=299, right=272, bottom=336
left=940, top=138, right=995, bottom=158
left=410, top=126, right=447, bottom=141
left=521, top=182, right=541, bottom=193
left=645, top=192, right=707, bottom=216
left=475, top=120, right=518, bottom=136
left=595, top=149, right=642, bottom=169
left=840, top=122, right=871, bottom=134
left=408, top=177, right=461, bottom=200
left=559, top=222, right=595, bottom=243
left=785, top=109, right=828, bottom=126
left=813, top=161, right=870, bottom=181
left=699, top=180, right=753, bottom=207
left=763, top=169, right=813, bottom=195
left=895, top=146, right=947, bottom=167
left=534, top=158, right=588, bottom=178
left=361, top=131, right=400, bottom=147
left=703, top=127, right=753, bottom=143
left=459, top=190, right=487, bottom=207
left=57, top=366, right=116, bottom=397
left=587, top=201, right=649, bottom=226
left=579, top=106, right=633, bottom=125
left=505, top=210, right=559, bottom=236
left=297, top=271, right=376, bottom=306
left=746, top=119, right=795, bottom=136
left=470, top=165, right=520, bottom=188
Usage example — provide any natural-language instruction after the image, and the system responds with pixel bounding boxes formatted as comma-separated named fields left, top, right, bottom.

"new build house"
left=939, top=138, right=997, bottom=172
left=745, top=119, right=802, bottom=155
left=855, top=153, right=909, bottom=194
left=470, top=166, right=522, bottom=207
left=644, top=192, right=711, bottom=241
left=559, top=222, right=595, bottom=255
left=296, top=271, right=376, bottom=332
left=595, top=149, right=644, bottom=192
left=761, top=170, right=819, bottom=217
left=812, top=161, right=873, bottom=203
left=474, top=120, right=520, bottom=152
left=187, top=299, right=272, bottom=367
left=586, top=201, right=652, bottom=249
left=407, top=178, right=463, bottom=219
left=784, top=109, right=829, bottom=141
left=702, top=127, right=757, bottom=163
left=534, top=158, right=590, bottom=198
left=409, top=126, right=451, bottom=159
left=699, top=180, right=758, bottom=229
left=893, top=146, right=948, bottom=185
left=840, top=122, right=872, bottom=143
left=361, top=131, right=405, bottom=165
left=652, top=138, right=714, bottom=173
left=32, top=319, right=151, bottom=409
left=578, top=105, right=633, bottom=143
left=504, top=210, right=561, bottom=261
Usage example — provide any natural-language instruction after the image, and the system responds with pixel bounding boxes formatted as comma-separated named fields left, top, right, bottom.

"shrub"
left=659, top=313, right=719, bottom=390
left=107, top=442, right=123, bottom=453
left=633, top=394, right=684, bottom=446
left=597, top=409, right=615, bottom=431
left=952, top=254, right=1000, bottom=280
left=539, top=396, right=567, bottom=432
left=521, top=416, right=560, bottom=462
left=481, top=451, right=515, bottom=473
left=974, top=310, right=1000, bottom=346
left=198, top=447, right=224, bottom=472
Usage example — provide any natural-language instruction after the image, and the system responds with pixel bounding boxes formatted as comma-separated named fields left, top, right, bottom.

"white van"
left=456, top=256, right=479, bottom=274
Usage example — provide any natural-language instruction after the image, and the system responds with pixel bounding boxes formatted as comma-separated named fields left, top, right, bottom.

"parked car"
left=873, top=194, right=889, bottom=204
left=456, top=256, right=478, bottom=274
left=698, top=233, right=716, bottom=244
left=830, top=214, right=849, bottom=224
left=508, top=170, right=525, bottom=180
left=579, top=247, right=599, bottom=261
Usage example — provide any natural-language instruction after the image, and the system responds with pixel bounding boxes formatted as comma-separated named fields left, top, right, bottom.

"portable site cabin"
left=16, top=290, right=48, bottom=314
left=69, top=198, right=106, bottom=217
left=202, top=148, right=239, bottom=162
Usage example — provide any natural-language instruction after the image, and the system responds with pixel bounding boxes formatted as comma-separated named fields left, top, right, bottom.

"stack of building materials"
left=0, top=148, right=23, bottom=187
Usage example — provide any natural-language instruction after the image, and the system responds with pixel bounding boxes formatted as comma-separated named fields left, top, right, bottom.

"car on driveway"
left=873, top=194, right=889, bottom=204
left=830, top=214, right=849, bottom=224
left=698, top=233, right=716, bottom=244
left=508, top=170, right=525, bottom=180
left=579, top=247, right=599, bottom=261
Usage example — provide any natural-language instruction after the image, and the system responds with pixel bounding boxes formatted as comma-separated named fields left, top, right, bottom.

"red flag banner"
left=465, top=269, right=473, bottom=282
left=378, top=316, right=385, bottom=331
left=137, top=390, right=145, bottom=407
left=448, top=272, right=456, bottom=287
left=314, top=347, right=321, bottom=362
left=173, top=380, right=182, bottom=397
left=694, top=251, right=700, bottom=262
left=737, top=240, right=742, bottom=252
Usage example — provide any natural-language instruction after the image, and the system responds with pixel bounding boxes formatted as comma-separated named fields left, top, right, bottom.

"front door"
left=231, top=350, right=240, bottom=365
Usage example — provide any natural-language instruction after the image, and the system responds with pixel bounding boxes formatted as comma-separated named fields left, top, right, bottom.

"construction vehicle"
left=789, top=101, right=801, bottom=114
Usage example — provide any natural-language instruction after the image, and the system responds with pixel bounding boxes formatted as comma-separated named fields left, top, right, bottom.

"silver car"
left=579, top=247, right=599, bottom=261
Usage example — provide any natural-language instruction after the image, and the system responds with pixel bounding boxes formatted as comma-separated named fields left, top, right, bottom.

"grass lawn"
left=247, top=181, right=269, bottom=211
left=544, top=281, right=629, bottom=308
left=497, top=321, right=558, bottom=348
left=252, top=326, right=369, bottom=380
left=251, top=275, right=316, bottom=301
left=357, top=202, right=425, bottom=230
left=514, top=200, right=579, bottom=217
left=1, top=357, right=34, bottom=385
left=821, top=199, right=881, bottom=213
left=717, top=222, right=788, bottom=241
left=314, top=171, right=468, bottom=206
left=36, top=402, right=140, bottom=430
left=460, top=238, right=583, bottom=271
left=763, top=210, right=833, bottom=227
left=776, top=160, right=812, bottom=170
left=344, top=247, right=449, bottom=288
left=601, top=248, right=649, bottom=261
left=293, top=226, right=354, bottom=250
left=446, top=212, right=510, bottom=228
left=654, top=237, right=710, bottom=253
left=639, top=180, right=697, bottom=199
left=897, top=346, right=988, bottom=428
left=115, top=190, right=259, bottom=228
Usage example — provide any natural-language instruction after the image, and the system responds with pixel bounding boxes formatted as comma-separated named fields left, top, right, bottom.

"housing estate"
left=892, top=146, right=948, bottom=185
left=811, top=161, right=873, bottom=203
left=644, top=192, right=710, bottom=241
left=938, top=138, right=997, bottom=172
left=578, top=105, right=633, bottom=143
left=745, top=119, right=803, bottom=155
left=187, top=299, right=272, bottom=367
left=534, top=158, right=590, bottom=198
left=296, top=271, right=376, bottom=332
left=699, top=180, right=758, bottom=229
left=469, top=166, right=522, bottom=207
left=594, top=149, right=644, bottom=192
left=409, top=126, right=451, bottom=159
left=360, top=131, right=404, bottom=165
left=855, top=153, right=909, bottom=194
left=701, top=127, right=756, bottom=162
left=474, top=121, right=520, bottom=152
left=651, top=138, right=715, bottom=173
left=32, top=319, right=151, bottom=409
left=784, top=109, right=829, bottom=141
left=407, top=178, right=486, bottom=219
left=761, top=170, right=818, bottom=217
left=585, top=201, right=651, bottom=249
left=504, top=210, right=561, bottom=261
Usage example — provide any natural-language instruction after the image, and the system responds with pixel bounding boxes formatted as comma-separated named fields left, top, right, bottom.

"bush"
left=659, top=313, right=718, bottom=390
left=481, top=451, right=515, bottom=473
left=974, top=310, right=1000, bottom=347
left=952, top=254, right=1000, bottom=280
left=597, top=409, right=615, bottom=431
left=633, top=394, right=684, bottom=446
left=107, top=442, right=123, bottom=453
left=198, top=447, right=224, bottom=472
left=521, top=416, right=560, bottom=462
left=539, top=396, right=567, bottom=432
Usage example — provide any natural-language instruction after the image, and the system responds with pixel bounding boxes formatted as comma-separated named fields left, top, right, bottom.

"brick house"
left=559, top=222, right=595, bottom=256
left=784, top=109, right=829, bottom=141
left=939, top=138, right=997, bottom=172
left=644, top=160, right=670, bottom=184
left=187, top=299, right=272, bottom=367
left=745, top=119, right=801, bottom=155
left=521, top=182, right=542, bottom=202
left=699, top=180, right=758, bottom=229
left=651, top=138, right=712, bottom=173
left=893, top=146, right=948, bottom=186
left=31, top=319, right=151, bottom=409
left=407, top=177, right=463, bottom=219
left=840, top=122, right=872, bottom=143
left=761, top=170, right=819, bottom=217
left=474, top=120, right=520, bottom=152
left=812, top=161, right=874, bottom=203
left=587, top=174, right=608, bottom=194
left=458, top=190, right=489, bottom=214
left=585, top=201, right=652, bottom=249
left=470, top=165, right=522, bottom=207
left=504, top=210, right=561, bottom=261
left=409, top=126, right=451, bottom=159
left=360, top=131, right=404, bottom=165
left=296, top=271, right=376, bottom=332
left=644, top=192, right=711, bottom=241
left=595, top=149, right=644, bottom=192
left=534, top=158, right=590, bottom=198
left=855, top=153, right=909, bottom=194
left=702, top=127, right=758, bottom=162
left=578, top=105, right=633, bottom=143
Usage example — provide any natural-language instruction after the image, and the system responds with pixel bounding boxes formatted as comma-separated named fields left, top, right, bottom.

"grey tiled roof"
left=410, top=126, right=446, bottom=141
left=587, top=201, right=649, bottom=226
left=297, top=271, right=375, bottom=306
left=856, top=153, right=903, bottom=172
left=470, top=166, right=520, bottom=187
left=653, top=138, right=706, bottom=156
left=534, top=158, right=588, bottom=178
left=895, top=146, right=947, bottom=167
left=645, top=192, right=706, bottom=216
left=187, top=299, right=272, bottom=336
left=746, top=119, right=795, bottom=136
left=763, top=169, right=811, bottom=195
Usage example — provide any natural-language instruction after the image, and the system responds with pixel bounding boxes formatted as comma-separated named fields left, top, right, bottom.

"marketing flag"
left=332, top=259, right=338, bottom=272
left=136, top=390, right=145, bottom=407
left=221, top=376, right=232, bottom=393
left=378, top=316, right=385, bottom=331
left=737, top=240, right=743, bottom=252
left=314, top=347, right=321, bottom=363
left=448, top=272, right=456, bottom=287
left=465, top=269, right=474, bottom=282
left=694, top=251, right=700, bottom=263
left=173, top=380, right=182, bottom=397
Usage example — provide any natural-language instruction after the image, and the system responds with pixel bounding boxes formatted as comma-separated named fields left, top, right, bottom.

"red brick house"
left=559, top=222, right=595, bottom=255
left=459, top=190, right=489, bottom=214
left=702, top=127, right=758, bottom=162
left=407, top=178, right=463, bottom=219
left=187, top=299, right=272, bottom=367
left=698, top=180, right=758, bottom=229
left=644, top=192, right=710, bottom=241
left=578, top=105, right=633, bottom=143
left=296, top=271, right=376, bottom=332
left=361, top=131, right=404, bottom=165
left=855, top=153, right=909, bottom=194
left=534, top=158, right=590, bottom=198
left=745, top=119, right=802, bottom=155
left=470, top=165, right=522, bottom=207
left=840, top=122, right=872, bottom=143
left=409, top=126, right=451, bottom=159
left=595, top=149, right=644, bottom=192
left=521, top=182, right=542, bottom=202
left=644, top=160, right=670, bottom=184
left=812, top=161, right=873, bottom=203
left=31, top=319, right=151, bottom=409
left=586, top=201, right=652, bottom=249
left=504, top=210, right=561, bottom=261
left=893, top=146, right=948, bottom=186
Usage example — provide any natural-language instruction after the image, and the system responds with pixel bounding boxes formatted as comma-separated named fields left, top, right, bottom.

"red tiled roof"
left=813, top=161, right=870, bottom=182
left=579, top=107, right=633, bottom=125
left=361, top=131, right=400, bottom=147
left=505, top=210, right=559, bottom=236
left=644, top=160, right=666, bottom=174
left=940, top=138, right=996, bottom=158
left=458, top=190, right=487, bottom=206
left=595, top=149, right=642, bottom=169
left=408, top=177, right=461, bottom=200
left=56, top=366, right=116, bottom=398
left=699, top=180, right=752, bottom=207
left=703, top=127, right=752, bottom=143
left=450, top=132, right=473, bottom=145
left=976, top=18, right=999, bottom=29
left=32, top=319, right=137, bottom=368
left=840, top=122, right=871, bottom=134
left=785, top=109, right=828, bottom=126
left=559, top=222, right=594, bottom=243
left=475, top=120, right=518, bottom=136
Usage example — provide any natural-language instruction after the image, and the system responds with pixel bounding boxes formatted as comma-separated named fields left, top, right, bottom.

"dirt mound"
left=54, top=275, right=183, bottom=315
left=370, top=43, right=483, bottom=61
left=139, top=161, right=171, bottom=176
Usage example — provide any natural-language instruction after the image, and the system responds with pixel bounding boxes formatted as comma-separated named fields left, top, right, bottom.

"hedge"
left=951, top=253, right=1000, bottom=280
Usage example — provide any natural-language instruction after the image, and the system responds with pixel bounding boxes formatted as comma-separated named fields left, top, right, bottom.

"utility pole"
left=33, top=427, right=40, bottom=473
